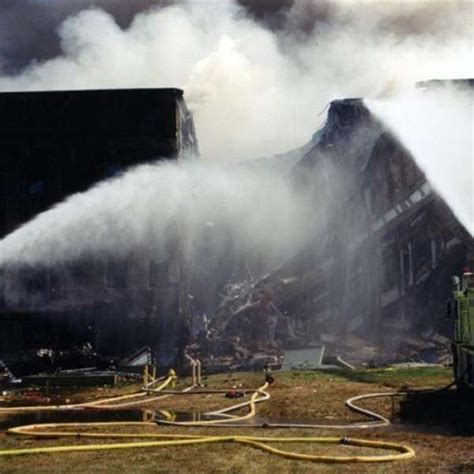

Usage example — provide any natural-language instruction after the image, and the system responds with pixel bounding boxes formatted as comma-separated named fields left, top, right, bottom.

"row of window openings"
left=10, top=261, right=170, bottom=295
left=294, top=237, right=439, bottom=309
left=365, top=181, right=431, bottom=224
left=390, top=239, right=440, bottom=294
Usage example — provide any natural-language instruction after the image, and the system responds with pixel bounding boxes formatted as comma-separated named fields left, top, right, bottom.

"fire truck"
left=448, top=269, right=474, bottom=390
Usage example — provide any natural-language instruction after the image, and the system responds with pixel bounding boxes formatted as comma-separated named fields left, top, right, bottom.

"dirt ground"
left=0, top=367, right=473, bottom=473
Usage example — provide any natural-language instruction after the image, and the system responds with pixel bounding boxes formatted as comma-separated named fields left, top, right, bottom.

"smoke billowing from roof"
left=0, top=1, right=471, bottom=265
left=0, top=1, right=472, bottom=160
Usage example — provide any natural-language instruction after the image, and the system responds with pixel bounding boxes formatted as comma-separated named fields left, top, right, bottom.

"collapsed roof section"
left=206, top=95, right=473, bottom=364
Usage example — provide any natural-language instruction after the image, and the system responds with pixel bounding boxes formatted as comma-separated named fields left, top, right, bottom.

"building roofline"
left=0, top=87, right=184, bottom=96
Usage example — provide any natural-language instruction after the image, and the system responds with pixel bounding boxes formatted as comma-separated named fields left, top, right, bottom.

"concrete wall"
left=0, top=88, right=197, bottom=362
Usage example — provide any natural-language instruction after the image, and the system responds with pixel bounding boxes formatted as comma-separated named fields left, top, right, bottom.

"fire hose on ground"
left=0, top=363, right=416, bottom=463
left=0, top=374, right=174, bottom=413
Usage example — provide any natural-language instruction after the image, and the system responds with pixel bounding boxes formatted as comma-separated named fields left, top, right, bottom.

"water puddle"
left=0, top=408, right=249, bottom=430
left=0, top=409, right=146, bottom=431
left=154, top=409, right=249, bottom=423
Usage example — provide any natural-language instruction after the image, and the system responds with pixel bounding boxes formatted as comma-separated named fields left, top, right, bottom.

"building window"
left=28, top=181, right=44, bottom=195
left=413, top=237, right=431, bottom=284
left=382, top=243, right=399, bottom=292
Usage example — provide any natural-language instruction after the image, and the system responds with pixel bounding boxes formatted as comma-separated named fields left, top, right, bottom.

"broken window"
left=400, top=243, right=413, bottom=291
left=382, top=243, right=400, bottom=292
left=413, top=237, right=432, bottom=284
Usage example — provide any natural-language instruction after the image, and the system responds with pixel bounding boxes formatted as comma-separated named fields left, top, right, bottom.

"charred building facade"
left=0, top=84, right=471, bottom=371
left=0, top=88, right=198, bottom=369
left=210, top=96, right=473, bottom=364
left=289, top=99, right=473, bottom=355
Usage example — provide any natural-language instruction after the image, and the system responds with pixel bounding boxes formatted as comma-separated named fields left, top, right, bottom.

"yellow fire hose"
left=0, top=375, right=173, bottom=414
left=0, top=377, right=415, bottom=463
left=79, top=376, right=174, bottom=409
left=0, top=425, right=414, bottom=463
left=158, top=382, right=270, bottom=426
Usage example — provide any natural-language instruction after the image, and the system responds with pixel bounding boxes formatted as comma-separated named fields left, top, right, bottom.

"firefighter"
left=263, top=363, right=275, bottom=385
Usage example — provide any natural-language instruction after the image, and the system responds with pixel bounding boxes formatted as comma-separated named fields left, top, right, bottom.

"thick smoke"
left=0, top=1, right=472, bottom=160
left=0, top=160, right=313, bottom=268
left=0, top=1, right=471, bottom=268
left=0, top=0, right=161, bottom=73
left=369, top=86, right=474, bottom=236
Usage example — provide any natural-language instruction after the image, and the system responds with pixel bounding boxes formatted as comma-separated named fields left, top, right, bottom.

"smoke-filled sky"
left=0, top=0, right=471, bottom=268
left=0, top=0, right=472, bottom=160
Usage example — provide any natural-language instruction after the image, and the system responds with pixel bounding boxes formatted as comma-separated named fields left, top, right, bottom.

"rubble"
left=188, top=94, right=473, bottom=368
left=21, top=371, right=120, bottom=388
left=1, top=85, right=472, bottom=370
left=281, top=346, right=326, bottom=370
left=0, top=360, right=21, bottom=387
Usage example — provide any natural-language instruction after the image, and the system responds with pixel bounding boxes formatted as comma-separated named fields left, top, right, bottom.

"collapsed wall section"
left=206, top=97, right=473, bottom=364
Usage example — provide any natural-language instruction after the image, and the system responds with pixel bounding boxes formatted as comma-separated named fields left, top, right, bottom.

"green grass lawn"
left=1, top=366, right=470, bottom=474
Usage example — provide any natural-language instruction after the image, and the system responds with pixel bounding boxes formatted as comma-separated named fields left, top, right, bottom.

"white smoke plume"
left=0, top=1, right=472, bottom=267
left=369, top=86, right=474, bottom=236
left=0, top=1, right=472, bottom=161
left=0, top=160, right=313, bottom=268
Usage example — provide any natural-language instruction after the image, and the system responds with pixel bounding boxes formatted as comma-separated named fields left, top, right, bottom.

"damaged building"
left=0, top=88, right=198, bottom=371
left=204, top=87, right=473, bottom=366
left=0, top=81, right=472, bottom=373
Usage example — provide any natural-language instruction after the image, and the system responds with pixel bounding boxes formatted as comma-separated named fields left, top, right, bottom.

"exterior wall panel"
left=0, top=88, right=198, bottom=366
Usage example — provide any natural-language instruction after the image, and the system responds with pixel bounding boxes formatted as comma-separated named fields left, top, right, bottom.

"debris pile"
left=187, top=94, right=473, bottom=369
